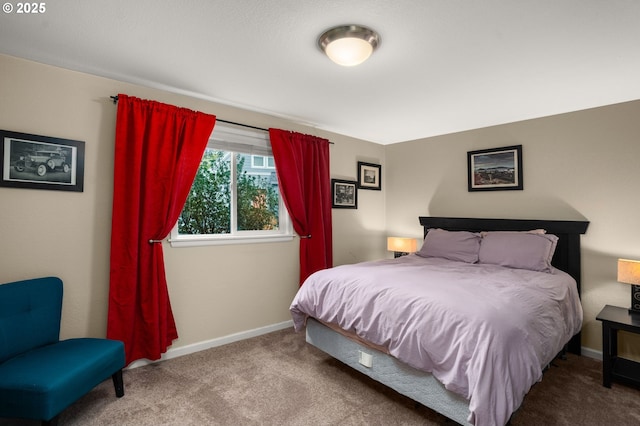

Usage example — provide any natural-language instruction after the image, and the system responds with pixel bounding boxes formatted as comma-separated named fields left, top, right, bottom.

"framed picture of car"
left=0, top=130, right=85, bottom=192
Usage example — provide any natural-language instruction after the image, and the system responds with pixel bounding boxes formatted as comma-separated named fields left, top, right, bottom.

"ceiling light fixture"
left=318, top=25, right=380, bottom=67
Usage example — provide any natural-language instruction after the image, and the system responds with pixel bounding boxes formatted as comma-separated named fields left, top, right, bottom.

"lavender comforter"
left=290, top=255, right=583, bottom=426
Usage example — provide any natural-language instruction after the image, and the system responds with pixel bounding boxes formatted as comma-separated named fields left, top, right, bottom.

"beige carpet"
left=2, top=327, right=640, bottom=425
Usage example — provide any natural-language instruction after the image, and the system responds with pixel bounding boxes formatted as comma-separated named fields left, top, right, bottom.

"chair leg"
left=39, top=372, right=122, bottom=426
left=42, top=415, right=59, bottom=426
left=112, top=369, right=125, bottom=397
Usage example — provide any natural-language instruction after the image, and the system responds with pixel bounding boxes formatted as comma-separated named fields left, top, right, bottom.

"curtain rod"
left=110, top=95, right=333, bottom=143
left=110, top=95, right=266, bottom=132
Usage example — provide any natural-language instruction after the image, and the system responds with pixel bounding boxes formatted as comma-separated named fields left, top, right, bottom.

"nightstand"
left=596, top=304, right=640, bottom=388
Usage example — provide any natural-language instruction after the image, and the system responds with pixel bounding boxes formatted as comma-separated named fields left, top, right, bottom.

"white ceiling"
left=1, top=0, right=639, bottom=145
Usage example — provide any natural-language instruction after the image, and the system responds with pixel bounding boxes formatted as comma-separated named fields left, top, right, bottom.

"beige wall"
left=0, top=54, right=385, bottom=351
left=385, top=100, right=640, bottom=357
left=3, top=52, right=638, bottom=359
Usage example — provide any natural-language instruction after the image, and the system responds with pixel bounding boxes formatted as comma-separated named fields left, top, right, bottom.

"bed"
left=290, top=216, right=589, bottom=426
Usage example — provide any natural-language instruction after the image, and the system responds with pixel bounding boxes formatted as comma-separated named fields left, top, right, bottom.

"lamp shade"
left=387, top=237, right=417, bottom=253
left=618, top=259, right=640, bottom=285
left=618, top=258, right=640, bottom=315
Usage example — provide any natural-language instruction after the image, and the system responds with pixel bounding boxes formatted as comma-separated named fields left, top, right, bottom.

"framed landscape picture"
left=331, top=178, right=357, bottom=209
left=0, top=130, right=85, bottom=192
left=357, top=161, right=381, bottom=190
left=467, top=145, right=522, bottom=192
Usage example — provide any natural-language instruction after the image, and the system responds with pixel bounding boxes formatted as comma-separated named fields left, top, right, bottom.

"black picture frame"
left=467, top=145, right=522, bottom=192
left=357, top=161, right=381, bottom=190
left=331, top=178, right=357, bottom=209
left=0, top=130, right=85, bottom=192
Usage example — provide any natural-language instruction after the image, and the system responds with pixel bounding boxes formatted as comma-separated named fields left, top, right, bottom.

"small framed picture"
left=0, top=129, right=85, bottom=192
left=331, top=179, right=357, bottom=209
left=467, top=145, right=522, bottom=192
left=357, top=161, right=381, bottom=190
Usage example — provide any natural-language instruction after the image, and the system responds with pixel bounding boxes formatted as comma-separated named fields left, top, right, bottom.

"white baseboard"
left=127, top=320, right=294, bottom=369
left=580, top=346, right=602, bottom=360
left=125, top=321, right=602, bottom=369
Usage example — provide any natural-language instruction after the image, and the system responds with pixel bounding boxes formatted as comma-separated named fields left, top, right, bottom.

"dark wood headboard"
left=419, top=216, right=589, bottom=354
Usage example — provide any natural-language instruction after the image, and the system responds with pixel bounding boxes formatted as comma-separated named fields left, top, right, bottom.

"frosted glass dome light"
left=318, top=25, right=380, bottom=67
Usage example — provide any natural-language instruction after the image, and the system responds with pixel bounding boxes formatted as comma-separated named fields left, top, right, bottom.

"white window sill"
left=169, top=233, right=294, bottom=248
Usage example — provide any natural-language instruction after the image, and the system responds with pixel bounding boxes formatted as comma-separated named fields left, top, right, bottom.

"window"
left=170, top=123, right=292, bottom=247
left=251, top=155, right=275, bottom=169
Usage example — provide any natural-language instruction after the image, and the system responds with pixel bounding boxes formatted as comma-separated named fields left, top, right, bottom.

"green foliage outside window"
left=236, top=158, right=280, bottom=231
left=178, top=150, right=280, bottom=235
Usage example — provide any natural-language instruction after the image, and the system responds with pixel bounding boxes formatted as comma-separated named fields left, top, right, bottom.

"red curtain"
left=107, top=94, right=216, bottom=365
left=269, top=128, right=332, bottom=285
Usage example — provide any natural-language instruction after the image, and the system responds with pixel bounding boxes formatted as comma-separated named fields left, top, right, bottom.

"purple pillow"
left=478, top=232, right=559, bottom=272
left=416, top=228, right=481, bottom=263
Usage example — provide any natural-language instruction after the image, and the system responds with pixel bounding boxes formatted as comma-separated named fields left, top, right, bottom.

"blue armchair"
left=0, top=277, right=125, bottom=425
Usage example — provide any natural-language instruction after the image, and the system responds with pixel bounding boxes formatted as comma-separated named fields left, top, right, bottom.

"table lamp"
left=617, top=258, right=640, bottom=315
left=387, top=237, right=417, bottom=258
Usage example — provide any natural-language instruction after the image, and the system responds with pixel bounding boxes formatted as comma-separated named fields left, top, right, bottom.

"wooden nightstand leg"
left=602, top=322, right=613, bottom=388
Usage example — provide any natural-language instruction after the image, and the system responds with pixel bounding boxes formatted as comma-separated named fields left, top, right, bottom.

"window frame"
left=169, top=123, right=293, bottom=248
